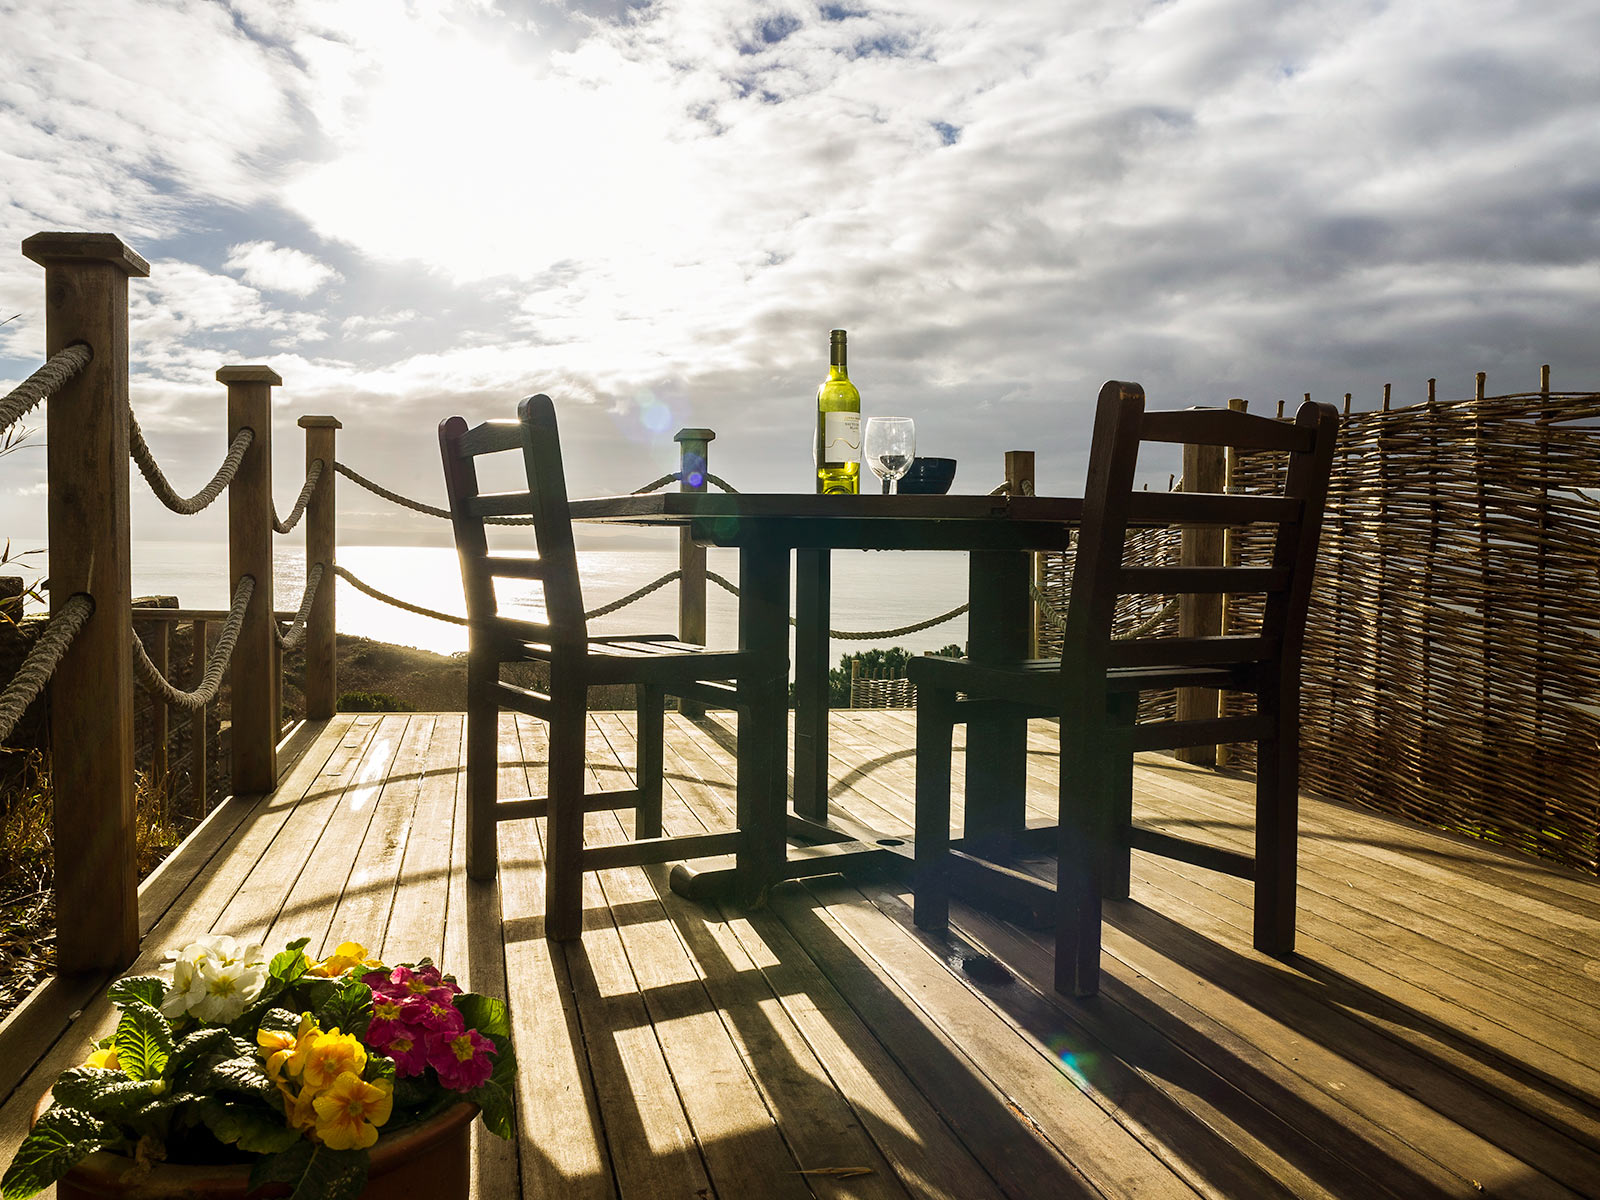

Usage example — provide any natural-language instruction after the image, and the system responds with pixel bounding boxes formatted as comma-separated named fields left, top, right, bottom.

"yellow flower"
left=299, top=1028, right=367, bottom=1092
left=306, top=942, right=383, bottom=978
left=84, top=1047, right=120, bottom=1071
left=311, top=1072, right=393, bottom=1151
left=282, top=1014, right=324, bottom=1082
left=257, top=1023, right=300, bottom=1083
left=278, top=1080, right=319, bottom=1134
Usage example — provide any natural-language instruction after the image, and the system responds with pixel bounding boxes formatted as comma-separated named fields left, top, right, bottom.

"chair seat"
left=907, top=652, right=1259, bottom=705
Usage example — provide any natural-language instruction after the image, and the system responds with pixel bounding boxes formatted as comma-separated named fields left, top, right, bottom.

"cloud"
left=3, top=0, right=1600, bottom=526
left=224, top=241, right=342, bottom=296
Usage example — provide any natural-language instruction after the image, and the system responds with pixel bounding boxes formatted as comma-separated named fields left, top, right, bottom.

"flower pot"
left=33, top=1093, right=477, bottom=1200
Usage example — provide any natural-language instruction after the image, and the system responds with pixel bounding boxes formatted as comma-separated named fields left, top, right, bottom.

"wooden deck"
left=4, top=709, right=1600, bottom=1199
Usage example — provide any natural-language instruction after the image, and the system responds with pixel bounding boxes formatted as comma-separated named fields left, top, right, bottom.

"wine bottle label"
left=821, top=412, right=861, bottom=463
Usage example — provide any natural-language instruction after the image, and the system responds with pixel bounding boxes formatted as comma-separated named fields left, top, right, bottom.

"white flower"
left=159, top=934, right=268, bottom=1023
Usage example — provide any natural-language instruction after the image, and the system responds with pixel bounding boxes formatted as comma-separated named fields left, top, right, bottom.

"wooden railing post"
left=1177, top=436, right=1227, bottom=764
left=1005, top=451, right=1038, bottom=657
left=220, top=365, right=280, bottom=794
left=1216, top=398, right=1247, bottom=768
left=299, top=416, right=341, bottom=719
left=22, top=231, right=149, bottom=973
left=675, top=427, right=714, bottom=718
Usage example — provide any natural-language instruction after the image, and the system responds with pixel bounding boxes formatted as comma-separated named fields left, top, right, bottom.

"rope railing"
left=275, top=562, right=324, bottom=651
left=705, top=570, right=968, bottom=640
left=337, top=460, right=741, bottom=522
left=0, top=343, right=93, bottom=436
left=0, top=593, right=94, bottom=744
left=333, top=564, right=467, bottom=626
left=132, top=575, right=254, bottom=711
left=130, top=411, right=253, bottom=515
left=273, top=459, right=324, bottom=534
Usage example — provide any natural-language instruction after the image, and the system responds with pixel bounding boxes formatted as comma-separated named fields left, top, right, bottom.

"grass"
left=0, top=750, right=181, bottom=1017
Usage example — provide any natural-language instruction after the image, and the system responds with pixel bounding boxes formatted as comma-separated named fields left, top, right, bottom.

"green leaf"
left=196, top=1096, right=304, bottom=1154
left=454, top=992, right=509, bottom=1040
left=172, top=1026, right=253, bottom=1070
left=249, top=1143, right=367, bottom=1200
left=287, top=1145, right=368, bottom=1200
left=51, top=1067, right=124, bottom=1110
left=1, top=1108, right=123, bottom=1200
left=107, top=975, right=166, bottom=1011
left=112, top=1002, right=174, bottom=1081
left=256, top=1006, right=304, bottom=1038
left=69, top=1076, right=167, bottom=1120
left=467, top=1041, right=517, bottom=1141
left=270, top=938, right=312, bottom=982
left=316, top=977, right=372, bottom=1040
left=190, top=1054, right=276, bottom=1099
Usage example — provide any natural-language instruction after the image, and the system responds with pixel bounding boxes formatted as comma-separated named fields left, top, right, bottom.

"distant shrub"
left=337, top=690, right=414, bottom=713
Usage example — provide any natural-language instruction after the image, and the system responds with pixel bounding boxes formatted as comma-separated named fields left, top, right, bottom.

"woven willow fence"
left=1042, top=385, right=1600, bottom=875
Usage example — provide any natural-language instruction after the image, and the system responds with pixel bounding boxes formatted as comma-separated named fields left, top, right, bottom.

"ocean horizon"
left=9, top=540, right=974, bottom=672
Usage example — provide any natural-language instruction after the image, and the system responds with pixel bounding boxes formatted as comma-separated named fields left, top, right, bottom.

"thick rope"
left=0, top=344, right=92, bottom=436
left=130, top=412, right=253, bottom=515
left=132, top=576, right=253, bottom=710
left=332, top=461, right=536, bottom=525
left=706, top=570, right=967, bottom=640
left=273, top=459, right=324, bottom=534
left=585, top=570, right=682, bottom=618
left=0, top=593, right=93, bottom=743
left=633, top=471, right=740, bottom=495
left=275, top=562, right=324, bottom=650
left=334, top=565, right=467, bottom=625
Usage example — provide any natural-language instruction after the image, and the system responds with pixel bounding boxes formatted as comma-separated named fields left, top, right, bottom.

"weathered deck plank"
left=3, top=708, right=1599, bottom=1200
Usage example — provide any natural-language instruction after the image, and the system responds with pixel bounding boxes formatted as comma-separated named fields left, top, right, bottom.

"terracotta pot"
left=32, top=1092, right=476, bottom=1200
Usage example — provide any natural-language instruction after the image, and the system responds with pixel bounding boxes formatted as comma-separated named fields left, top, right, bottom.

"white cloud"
left=224, top=241, right=342, bottom=297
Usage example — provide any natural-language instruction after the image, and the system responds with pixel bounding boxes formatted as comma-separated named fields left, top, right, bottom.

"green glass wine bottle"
left=814, top=329, right=861, bottom=494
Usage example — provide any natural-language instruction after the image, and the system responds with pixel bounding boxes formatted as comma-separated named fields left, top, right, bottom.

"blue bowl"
left=897, top=457, right=957, bottom=494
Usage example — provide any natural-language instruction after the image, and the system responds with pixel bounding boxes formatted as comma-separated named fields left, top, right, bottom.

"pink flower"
left=365, top=995, right=416, bottom=1052
left=382, top=1029, right=432, bottom=1079
left=410, top=995, right=466, bottom=1034
left=427, top=1028, right=495, bottom=1091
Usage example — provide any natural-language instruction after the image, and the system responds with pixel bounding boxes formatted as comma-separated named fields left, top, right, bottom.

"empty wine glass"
left=864, top=416, right=916, bottom=494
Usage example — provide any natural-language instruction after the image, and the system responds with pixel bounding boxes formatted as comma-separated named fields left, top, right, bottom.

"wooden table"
left=569, top=492, right=1081, bottom=894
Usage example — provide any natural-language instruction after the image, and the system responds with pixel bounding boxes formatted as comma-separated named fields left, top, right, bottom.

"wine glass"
left=864, top=417, right=916, bottom=494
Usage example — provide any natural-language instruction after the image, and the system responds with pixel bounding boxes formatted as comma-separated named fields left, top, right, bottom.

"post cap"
left=674, top=427, right=716, bottom=443
left=21, top=232, right=150, bottom=277
left=297, top=415, right=343, bottom=428
left=217, top=365, right=283, bottom=386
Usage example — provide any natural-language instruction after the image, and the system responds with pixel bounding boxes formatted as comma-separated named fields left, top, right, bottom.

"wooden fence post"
left=220, top=365, right=280, bottom=794
left=299, top=416, right=341, bottom=719
left=191, top=618, right=211, bottom=818
left=1217, top=398, right=1248, bottom=768
left=1005, top=451, right=1038, bottom=657
left=1177, top=437, right=1226, bottom=764
left=22, top=231, right=148, bottom=973
left=675, top=427, right=714, bottom=718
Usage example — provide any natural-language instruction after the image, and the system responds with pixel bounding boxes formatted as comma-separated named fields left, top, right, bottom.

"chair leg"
left=1056, top=707, right=1107, bottom=998
left=913, top=686, right=956, bottom=933
left=464, top=655, right=498, bottom=881
left=1102, top=694, right=1137, bottom=901
left=636, top=683, right=665, bottom=840
left=1253, top=691, right=1299, bottom=956
left=545, top=688, right=590, bottom=942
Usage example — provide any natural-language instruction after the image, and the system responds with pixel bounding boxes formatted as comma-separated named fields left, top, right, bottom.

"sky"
left=2, top=0, right=1598, bottom=550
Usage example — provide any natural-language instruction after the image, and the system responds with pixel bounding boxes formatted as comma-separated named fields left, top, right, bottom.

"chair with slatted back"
left=909, top=379, right=1339, bottom=997
left=439, top=394, right=786, bottom=941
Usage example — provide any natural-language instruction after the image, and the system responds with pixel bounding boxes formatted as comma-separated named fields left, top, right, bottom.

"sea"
left=11, top=541, right=974, bottom=672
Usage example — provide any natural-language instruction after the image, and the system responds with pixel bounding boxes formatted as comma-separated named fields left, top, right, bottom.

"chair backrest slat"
left=1119, top=566, right=1290, bottom=595
left=439, top=394, right=588, bottom=647
left=1126, top=490, right=1300, bottom=525
left=1140, top=407, right=1316, bottom=453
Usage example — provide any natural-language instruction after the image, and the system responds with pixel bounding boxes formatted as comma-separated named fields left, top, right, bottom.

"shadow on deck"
left=3, top=709, right=1598, bottom=1199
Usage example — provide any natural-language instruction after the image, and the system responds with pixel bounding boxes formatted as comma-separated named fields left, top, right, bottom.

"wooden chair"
left=908, top=380, right=1339, bottom=997
left=439, top=395, right=785, bottom=941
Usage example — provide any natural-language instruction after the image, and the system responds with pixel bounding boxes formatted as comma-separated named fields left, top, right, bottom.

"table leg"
left=792, top=547, right=831, bottom=821
left=963, top=550, right=1031, bottom=851
left=735, top=541, right=790, bottom=903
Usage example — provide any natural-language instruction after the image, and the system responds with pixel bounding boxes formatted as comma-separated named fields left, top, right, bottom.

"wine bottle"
left=814, top=329, right=861, bottom=494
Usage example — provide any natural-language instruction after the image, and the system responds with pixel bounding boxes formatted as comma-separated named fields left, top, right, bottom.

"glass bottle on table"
left=814, top=329, right=861, bottom=494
